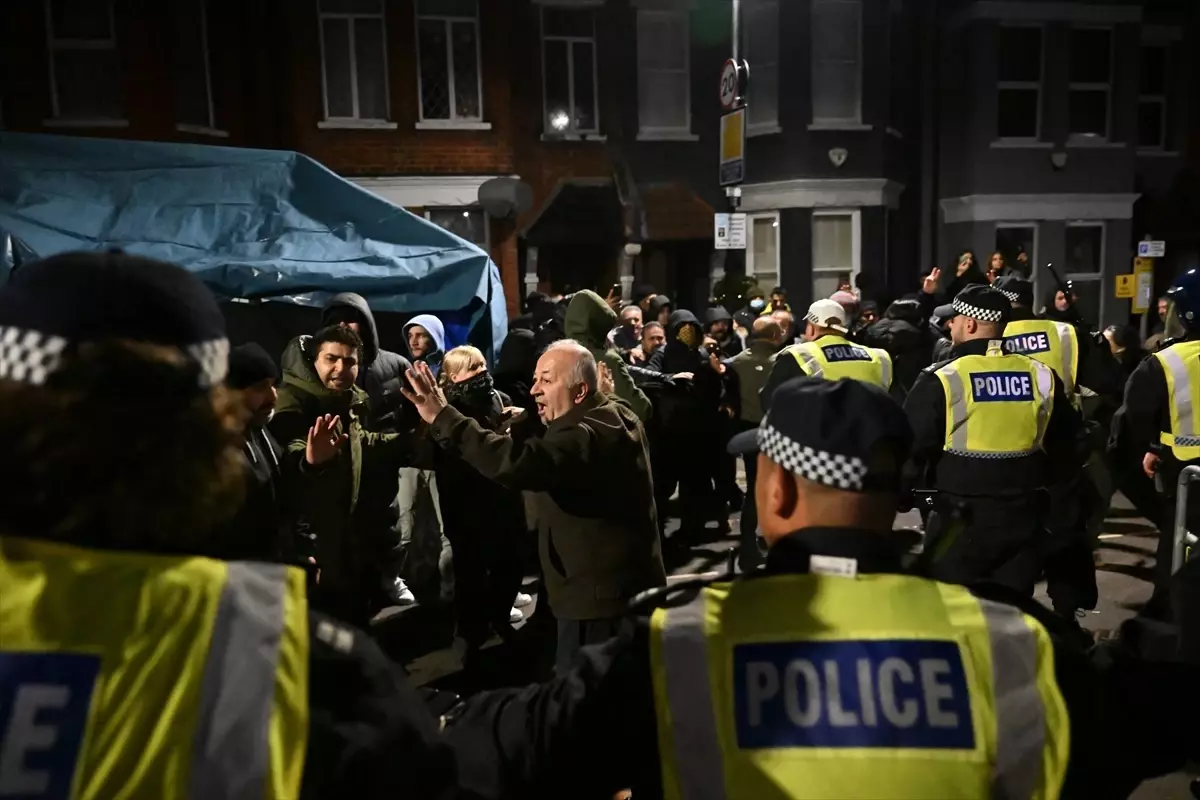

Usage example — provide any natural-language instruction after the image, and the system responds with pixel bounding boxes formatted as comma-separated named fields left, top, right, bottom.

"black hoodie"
left=648, top=309, right=722, bottom=427
left=493, top=328, right=538, bottom=416
left=703, top=306, right=744, bottom=358
left=320, top=293, right=413, bottom=432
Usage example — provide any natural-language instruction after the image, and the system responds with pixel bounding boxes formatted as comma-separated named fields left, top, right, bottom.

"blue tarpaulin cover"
left=0, top=133, right=506, bottom=356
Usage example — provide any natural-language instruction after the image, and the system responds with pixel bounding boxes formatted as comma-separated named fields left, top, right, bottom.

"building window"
left=541, top=8, right=598, bottom=135
left=746, top=213, right=780, bottom=286
left=811, top=0, right=861, bottom=126
left=1064, top=222, right=1104, bottom=327
left=319, top=0, right=390, bottom=122
left=996, top=25, right=1041, bottom=140
left=416, top=0, right=482, bottom=125
left=741, top=0, right=779, bottom=132
left=426, top=208, right=488, bottom=249
left=45, top=0, right=123, bottom=121
left=174, top=0, right=218, bottom=132
left=637, top=10, right=690, bottom=137
left=812, top=211, right=859, bottom=301
left=1137, top=44, right=1168, bottom=149
left=1068, top=28, right=1111, bottom=140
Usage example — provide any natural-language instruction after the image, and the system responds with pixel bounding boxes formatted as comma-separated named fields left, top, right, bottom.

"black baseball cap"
left=992, top=275, right=1034, bottom=308
left=728, top=377, right=913, bottom=493
left=0, top=251, right=229, bottom=388
left=937, top=284, right=1011, bottom=325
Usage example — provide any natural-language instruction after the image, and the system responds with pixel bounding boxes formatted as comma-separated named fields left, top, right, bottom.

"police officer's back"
left=903, top=285, right=1082, bottom=596
left=0, top=253, right=458, bottom=799
left=445, top=377, right=1198, bottom=799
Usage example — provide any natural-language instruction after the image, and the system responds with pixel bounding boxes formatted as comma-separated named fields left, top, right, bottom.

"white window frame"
left=994, top=221, right=1039, bottom=298
left=424, top=207, right=491, bottom=251
left=746, top=211, right=781, bottom=287
left=1137, top=43, right=1168, bottom=151
left=540, top=7, right=601, bottom=137
left=741, top=0, right=780, bottom=136
left=811, top=208, right=861, bottom=299
left=43, top=0, right=127, bottom=127
left=809, top=0, right=864, bottom=129
left=995, top=23, right=1043, bottom=143
left=175, top=0, right=226, bottom=137
left=415, top=0, right=488, bottom=130
left=635, top=9, right=694, bottom=141
left=317, top=0, right=396, bottom=129
left=1065, top=220, right=1105, bottom=323
left=1067, top=26, right=1113, bottom=142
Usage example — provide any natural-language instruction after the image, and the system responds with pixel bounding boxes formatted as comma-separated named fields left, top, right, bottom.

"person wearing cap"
left=441, top=377, right=1199, bottom=799
left=902, top=284, right=1083, bottom=599
left=761, top=298, right=893, bottom=408
left=0, top=252, right=463, bottom=799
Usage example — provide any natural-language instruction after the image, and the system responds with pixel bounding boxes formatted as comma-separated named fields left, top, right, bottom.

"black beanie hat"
left=226, top=343, right=279, bottom=389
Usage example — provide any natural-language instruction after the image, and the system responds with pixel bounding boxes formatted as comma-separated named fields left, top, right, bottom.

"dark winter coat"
left=564, top=290, right=652, bottom=422
left=321, top=293, right=413, bottom=433
left=647, top=309, right=722, bottom=430
left=859, top=298, right=937, bottom=398
left=494, top=327, right=539, bottom=416
left=428, top=392, right=666, bottom=620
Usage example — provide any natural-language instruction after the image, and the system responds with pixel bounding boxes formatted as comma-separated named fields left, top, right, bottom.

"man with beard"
left=704, top=305, right=744, bottom=358
left=612, top=304, right=644, bottom=354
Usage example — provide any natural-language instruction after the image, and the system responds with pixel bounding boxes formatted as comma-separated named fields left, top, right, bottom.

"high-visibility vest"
left=1153, top=339, right=1200, bottom=461
left=0, top=536, right=309, bottom=799
left=783, top=335, right=893, bottom=390
left=932, top=342, right=1054, bottom=458
left=1002, top=319, right=1079, bottom=399
left=649, top=573, right=1069, bottom=800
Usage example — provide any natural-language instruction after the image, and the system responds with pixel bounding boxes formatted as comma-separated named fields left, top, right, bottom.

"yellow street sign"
left=1132, top=257, right=1155, bottom=314
left=719, top=108, right=746, bottom=186
left=1115, top=273, right=1136, bottom=299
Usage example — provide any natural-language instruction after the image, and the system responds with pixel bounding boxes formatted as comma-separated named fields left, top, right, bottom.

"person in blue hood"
left=404, top=314, right=446, bottom=376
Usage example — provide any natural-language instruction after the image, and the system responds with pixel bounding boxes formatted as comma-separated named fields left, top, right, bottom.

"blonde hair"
left=440, top=345, right=487, bottom=386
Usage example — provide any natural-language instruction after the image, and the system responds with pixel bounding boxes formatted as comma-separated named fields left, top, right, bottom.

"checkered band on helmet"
left=996, top=288, right=1020, bottom=303
left=757, top=422, right=868, bottom=491
left=951, top=299, right=1004, bottom=323
left=0, top=325, right=229, bottom=388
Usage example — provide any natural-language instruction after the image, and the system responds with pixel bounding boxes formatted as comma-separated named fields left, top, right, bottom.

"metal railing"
left=1172, top=466, right=1200, bottom=575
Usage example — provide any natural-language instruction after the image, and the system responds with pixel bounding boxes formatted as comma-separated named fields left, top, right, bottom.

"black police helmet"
left=1167, top=268, right=1200, bottom=333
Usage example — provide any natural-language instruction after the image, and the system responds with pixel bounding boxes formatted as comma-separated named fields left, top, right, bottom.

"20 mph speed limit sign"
left=719, top=59, right=747, bottom=110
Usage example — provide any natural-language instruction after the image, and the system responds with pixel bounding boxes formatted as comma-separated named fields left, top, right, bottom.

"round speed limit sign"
left=719, top=59, right=740, bottom=110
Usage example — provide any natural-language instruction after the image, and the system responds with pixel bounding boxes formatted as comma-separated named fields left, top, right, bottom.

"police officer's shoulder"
left=627, top=573, right=732, bottom=615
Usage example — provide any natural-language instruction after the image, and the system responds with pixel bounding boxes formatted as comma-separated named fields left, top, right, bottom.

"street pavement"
left=372, top=491, right=1197, bottom=798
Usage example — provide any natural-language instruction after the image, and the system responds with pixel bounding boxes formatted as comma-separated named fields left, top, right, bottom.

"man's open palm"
left=400, top=361, right=448, bottom=424
left=307, top=414, right=348, bottom=465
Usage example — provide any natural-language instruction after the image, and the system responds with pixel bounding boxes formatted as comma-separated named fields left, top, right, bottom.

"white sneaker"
left=513, top=591, right=533, bottom=608
left=384, top=577, right=416, bottom=606
left=509, top=606, right=525, bottom=623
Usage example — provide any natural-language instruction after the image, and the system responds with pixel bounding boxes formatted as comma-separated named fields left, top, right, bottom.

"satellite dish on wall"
left=478, top=177, right=534, bottom=219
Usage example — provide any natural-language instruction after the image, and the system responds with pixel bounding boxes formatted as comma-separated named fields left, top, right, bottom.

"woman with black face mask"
left=435, top=346, right=530, bottom=678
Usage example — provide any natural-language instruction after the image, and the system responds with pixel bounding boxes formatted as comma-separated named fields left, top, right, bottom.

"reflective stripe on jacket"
left=933, top=343, right=1054, bottom=458
left=1003, top=319, right=1079, bottom=400
left=1153, top=340, right=1200, bottom=461
left=649, top=574, right=1069, bottom=800
left=0, top=536, right=309, bottom=799
left=784, top=335, right=893, bottom=390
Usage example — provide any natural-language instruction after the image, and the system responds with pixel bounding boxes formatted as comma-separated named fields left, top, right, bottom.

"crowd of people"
left=1, top=248, right=1197, bottom=799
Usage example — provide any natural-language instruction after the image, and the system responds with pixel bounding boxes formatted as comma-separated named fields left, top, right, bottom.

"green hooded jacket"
left=564, top=291, right=652, bottom=423
left=270, top=336, right=428, bottom=593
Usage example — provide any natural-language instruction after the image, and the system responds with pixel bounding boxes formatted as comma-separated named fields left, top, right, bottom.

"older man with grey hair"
left=403, top=339, right=666, bottom=672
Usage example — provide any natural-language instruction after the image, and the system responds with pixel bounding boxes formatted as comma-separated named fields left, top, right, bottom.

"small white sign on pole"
left=1137, top=240, right=1166, bottom=258
left=714, top=213, right=747, bottom=250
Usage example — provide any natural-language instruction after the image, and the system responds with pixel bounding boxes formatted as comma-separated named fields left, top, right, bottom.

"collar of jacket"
left=746, top=339, right=780, bottom=358
left=949, top=338, right=996, bottom=358
left=760, top=527, right=905, bottom=576
left=1008, top=307, right=1037, bottom=322
left=546, top=391, right=605, bottom=431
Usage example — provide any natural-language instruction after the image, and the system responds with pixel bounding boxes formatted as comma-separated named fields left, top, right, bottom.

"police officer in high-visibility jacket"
left=1123, top=267, right=1200, bottom=617
left=761, top=299, right=893, bottom=405
left=0, top=252, right=459, bottom=799
left=441, top=377, right=1200, bottom=799
left=902, top=285, right=1082, bottom=598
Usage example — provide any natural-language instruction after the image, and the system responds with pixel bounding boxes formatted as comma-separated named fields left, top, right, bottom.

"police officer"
left=903, top=285, right=1082, bottom=599
left=761, top=299, right=893, bottom=404
left=443, top=377, right=1199, bottom=799
left=1123, top=267, right=1200, bottom=618
left=0, top=253, right=459, bottom=799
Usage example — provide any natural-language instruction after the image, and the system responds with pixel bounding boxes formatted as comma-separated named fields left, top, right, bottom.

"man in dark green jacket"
left=401, top=339, right=667, bottom=673
left=271, top=325, right=428, bottom=627
left=564, top=290, right=652, bottom=422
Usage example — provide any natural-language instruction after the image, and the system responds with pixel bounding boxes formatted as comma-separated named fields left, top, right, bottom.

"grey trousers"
left=394, top=467, right=453, bottom=600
